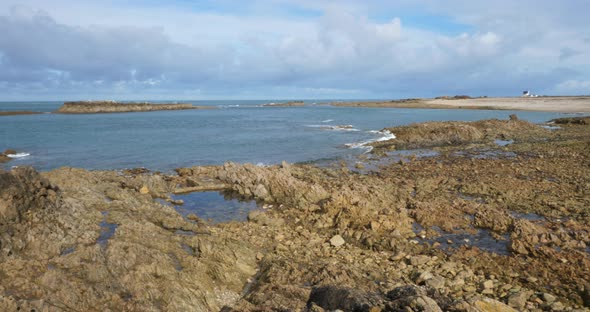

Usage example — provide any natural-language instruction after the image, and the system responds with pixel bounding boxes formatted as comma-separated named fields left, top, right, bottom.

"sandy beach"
left=331, top=96, right=590, bottom=113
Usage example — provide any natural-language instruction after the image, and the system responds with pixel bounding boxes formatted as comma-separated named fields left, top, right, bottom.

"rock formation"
left=55, top=101, right=213, bottom=114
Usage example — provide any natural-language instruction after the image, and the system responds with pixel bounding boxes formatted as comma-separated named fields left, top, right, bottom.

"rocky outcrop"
left=550, top=116, right=590, bottom=125
left=0, top=149, right=17, bottom=163
left=55, top=101, right=213, bottom=114
left=372, top=118, right=548, bottom=150
left=0, top=167, right=257, bottom=311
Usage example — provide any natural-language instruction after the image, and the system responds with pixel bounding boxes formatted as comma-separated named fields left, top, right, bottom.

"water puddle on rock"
left=170, top=191, right=261, bottom=223
left=453, top=150, right=517, bottom=159
left=414, top=224, right=510, bottom=256
left=510, top=211, right=546, bottom=222
left=354, top=149, right=440, bottom=173
left=97, top=212, right=118, bottom=248
left=494, top=139, right=514, bottom=146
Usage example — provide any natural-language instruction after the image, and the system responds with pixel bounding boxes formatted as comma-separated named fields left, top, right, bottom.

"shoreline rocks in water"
left=0, top=117, right=589, bottom=311
left=262, top=101, right=305, bottom=107
left=0, top=111, right=43, bottom=116
left=0, top=149, right=18, bottom=163
left=55, top=101, right=214, bottom=114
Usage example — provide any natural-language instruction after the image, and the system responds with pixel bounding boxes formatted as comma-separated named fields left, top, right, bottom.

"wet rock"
left=170, top=199, right=184, bottom=205
left=0, top=149, right=17, bottom=163
left=330, top=235, right=345, bottom=247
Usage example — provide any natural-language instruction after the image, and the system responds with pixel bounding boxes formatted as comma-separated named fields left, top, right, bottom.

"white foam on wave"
left=7, top=152, right=30, bottom=158
left=322, top=119, right=334, bottom=123
left=306, top=124, right=360, bottom=131
left=345, top=130, right=396, bottom=154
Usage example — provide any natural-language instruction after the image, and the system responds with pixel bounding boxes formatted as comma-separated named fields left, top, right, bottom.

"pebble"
left=329, top=235, right=345, bottom=247
left=542, top=292, right=556, bottom=303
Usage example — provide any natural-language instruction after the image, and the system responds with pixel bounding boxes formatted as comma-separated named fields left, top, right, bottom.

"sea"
left=0, top=100, right=570, bottom=172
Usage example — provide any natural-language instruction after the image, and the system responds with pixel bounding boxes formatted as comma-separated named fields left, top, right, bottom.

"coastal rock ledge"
left=55, top=101, right=212, bottom=114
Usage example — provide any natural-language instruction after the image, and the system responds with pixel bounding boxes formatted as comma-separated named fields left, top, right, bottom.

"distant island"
left=55, top=101, right=214, bottom=114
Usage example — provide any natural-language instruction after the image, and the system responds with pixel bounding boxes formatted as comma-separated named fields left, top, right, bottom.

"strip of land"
left=331, top=96, right=590, bottom=112
left=0, top=111, right=42, bottom=116
left=55, top=101, right=214, bottom=114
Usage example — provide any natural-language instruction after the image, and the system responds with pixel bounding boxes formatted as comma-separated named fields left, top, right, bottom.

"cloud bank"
left=0, top=1, right=589, bottom=100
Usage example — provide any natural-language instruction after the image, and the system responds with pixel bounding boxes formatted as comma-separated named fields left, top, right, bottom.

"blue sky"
left=0, top=0, right=589, bottom=100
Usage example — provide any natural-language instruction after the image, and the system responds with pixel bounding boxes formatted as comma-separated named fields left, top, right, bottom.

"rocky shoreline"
left=55, top=101, right=213, bottom=114
left=331, top=96, right=590, bottom=112
left=0, top=149, right=18, bottom=163
left=0, top=116, right=589, bottom=311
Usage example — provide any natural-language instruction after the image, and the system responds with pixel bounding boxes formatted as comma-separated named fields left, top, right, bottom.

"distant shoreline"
left=330, top=96, right=590, bottom=113
left=0, top=111, right=42, bottom=116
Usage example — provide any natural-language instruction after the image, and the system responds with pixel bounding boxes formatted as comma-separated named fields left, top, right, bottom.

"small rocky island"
left=55, top=101, right=212, bottom=114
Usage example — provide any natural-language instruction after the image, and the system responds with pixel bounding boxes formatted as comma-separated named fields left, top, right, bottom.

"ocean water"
left=0, top=100, right=568, bottom=172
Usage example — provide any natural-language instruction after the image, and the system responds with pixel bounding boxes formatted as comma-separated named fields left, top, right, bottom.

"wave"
left=306, top=124, right=360, bottom=131
left=321, top=119, right=334, bottom=123
left=7, top=152, right=30, bottom=158
left=345, top=130, right=396, bottom=153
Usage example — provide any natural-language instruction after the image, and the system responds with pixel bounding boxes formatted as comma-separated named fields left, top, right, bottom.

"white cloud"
left=555, top=80, right=590, bottom=94
left=0, top=0, right=589, bottom=99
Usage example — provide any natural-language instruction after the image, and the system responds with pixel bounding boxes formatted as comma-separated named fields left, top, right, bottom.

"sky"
left=0, top=0, right=589, bottom=101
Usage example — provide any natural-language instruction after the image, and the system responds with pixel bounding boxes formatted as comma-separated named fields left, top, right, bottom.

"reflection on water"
left=171, top=191, right=261, bottom=223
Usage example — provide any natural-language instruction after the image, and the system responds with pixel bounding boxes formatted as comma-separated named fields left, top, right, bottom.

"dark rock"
left=0, top=167, right=58, bottom=223
left=509, top=114, right=519, bottom=121
left=307, top=286, right=383, bottom=312
left=386, top=286, right=442, bottom=312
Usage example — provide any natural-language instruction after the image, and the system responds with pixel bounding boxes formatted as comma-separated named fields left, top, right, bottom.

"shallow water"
left=0, top=100, right=568, bottom=172
left=97, top=218, right=118, bottom=248
left=171, top=191, right=260, bottom=223
left=414, top=223, right=511, bottom=255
